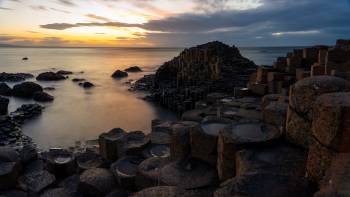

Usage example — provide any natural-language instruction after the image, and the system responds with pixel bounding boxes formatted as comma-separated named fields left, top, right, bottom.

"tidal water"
left=0, top=46, right=297, bottom=149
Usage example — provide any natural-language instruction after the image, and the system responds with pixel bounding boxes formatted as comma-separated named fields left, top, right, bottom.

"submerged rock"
left=111, top=70, right=128, bottom=78
left=0, top=72, right=33, bottom=82
left=33, top=91, right=54, bottom=102
left=125, top=66, right=142, bottom=72
left=36, top=72, right=66, bottom=81
left=79, top=81, right=94, bottom=88
left=12, top=82, right=43, bottom=98
left=56, top=70, right=73, bottom=75
left=0, top=82, right=12, bottom=96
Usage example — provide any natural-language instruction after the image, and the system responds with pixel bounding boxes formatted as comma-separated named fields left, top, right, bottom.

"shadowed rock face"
left=154, top=41, right=257, bottom=90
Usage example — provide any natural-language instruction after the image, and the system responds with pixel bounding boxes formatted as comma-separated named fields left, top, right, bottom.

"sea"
left=0, top=46, right=299, bottom=149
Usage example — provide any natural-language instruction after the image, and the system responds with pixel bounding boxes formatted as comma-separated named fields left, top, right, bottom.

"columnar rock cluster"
left=247, top=39, right=350, bottom=96
left=135, top=41, right=257, bottom=113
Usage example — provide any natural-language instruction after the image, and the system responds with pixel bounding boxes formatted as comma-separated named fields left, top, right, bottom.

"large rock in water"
left=12, top=82, right=43, bottom=98
left=36, top=72, right=66, bottom=81
left=154, top=41, right=256, bottom=90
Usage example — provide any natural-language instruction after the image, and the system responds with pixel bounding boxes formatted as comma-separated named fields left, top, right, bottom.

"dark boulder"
left=0, top=72, right=33, bottom=82
left=33, top=91, right=54, bottom=102
left=0, top=96, right=9, bottom=115
left=79, top=81, right=94, bottom=88
left=78, top=168, right=116, bottom=197
left=0, top=83, right=12, bottom=96
left=43, top=149, right=76, bottom=178
left=12, top=82, right=43, bottom=98
left=112, top=70, right=128, bottom=78
left=125, top=66, right=142, bottom=72
left=36, top=72, right=66, bottom=81
left=72, top=78, right=85, bottom=82
left=57, top=70, right=73, bottom=75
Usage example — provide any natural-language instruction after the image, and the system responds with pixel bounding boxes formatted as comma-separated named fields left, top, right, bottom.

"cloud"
left=50, top=7, right=71, bottom=14
left=86, top=14, right=111, bottom=22
left=0, top=6, right=12, bottom=10
left=272, top=30, right=321, bottom=37
left=40, top=22, right=138, bottom=30
left=30, top=5, right=48, bottom=11
left=57, top=0, right=75, bottom=6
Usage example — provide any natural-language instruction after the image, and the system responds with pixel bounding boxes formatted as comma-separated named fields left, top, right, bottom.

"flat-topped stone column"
left=98, top=128, right=126, bottom=161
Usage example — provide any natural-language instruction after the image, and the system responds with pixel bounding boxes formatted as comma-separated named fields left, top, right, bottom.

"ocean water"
left=0, top=46, right=296, bottom=149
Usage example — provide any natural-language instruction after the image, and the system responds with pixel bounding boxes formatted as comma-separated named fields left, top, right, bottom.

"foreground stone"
left=214, top=173, right=311, bottom=197
left=76, top=152, right=105, bottom=171
left=99, top=128, right=126, bottom=161
left=78, top=168, right=116, bottom=197
left=151, top=120, right=173, bottom=145
left=136, top=157, right=169, bottom=190
left=44, top=149, right=76, bottom=178
left=110, top=156, right=143, bottom=189
left=159, top=159, right=218, bottom=189
left=123, top=131, right=150, bottom=156
left=286, top=76, right=350, bottom=148
left=18, top=170, right=56, bottom=194
left=12, top=82, right=43, bottom=98
left=0, top=96, right=9, bottom=115
left=0, top=147, right=20, bottom=190
left=40, top=188, right=72, bottom=197
left=36, top=72, right=66, bottom=81
left=112, top=70, right=128, bottom=78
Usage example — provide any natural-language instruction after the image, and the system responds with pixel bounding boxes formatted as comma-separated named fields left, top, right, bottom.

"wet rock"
left=10, top=104, right=43, bottom=124
left=214, top=173, right=311, bottom=197
left=0, top=148, right=21, bottom=190
left=217, top=122, right=281, bottom=181
left=0, top=190, right=27, bottom=197
left=306, top=138, right=336, bottom=184
left=22, top=57, right=28, bottom=61
left=56, top=70, right=73, bottom=75
left=190, top=118, right=231, bottom=166
left=142, top=144, right=170, bottom=158
left=72, top=78, right=85, bottom=82
left=236, top=144, right=307, bottom=177
left=0, top=72, right=33, bottom=82
left=160, top=159, right=218, bottom=189
left=0, top=82, right=12, bottom=96
left=44, top=148, right=76, bottom=178
left=18, top=144, right=38, bottom=164
left=39, top=188, right=72, bottom=197
left=18, top=170, right=56, bottom=194
left=12, top=82, right=43, bottom=98
left=312, top=92, right=350, bottom=151
left=58, top=174, right=80, bottom=196
left=136, top=157, right=169, bottom=189
left=124, top=131, right=150, bottom=156
left=43, top=87, right=55, bottom=91
left=170, top=121, right=200, bottom=161
left=110, top=156, right=144, bottom=189
left=37, top=72, right=66, bottom=81
left=151, top=121, right=173, bottom=145
left=79, top=81, right=94, bottom=88
left=0, top=96, right=9, bottom=115
left=78, top=168, right=116, bottom=197
left=33, top=91, right=54, bottom=102
left=76, top=152, right=105, bottom=171
left=262, top=101, right=288, bottom=127
left=125, top=66, right=142, bottom=72
left=98, top=128, right=126, bottom=161
left=111, top=70, right=128, bottom=78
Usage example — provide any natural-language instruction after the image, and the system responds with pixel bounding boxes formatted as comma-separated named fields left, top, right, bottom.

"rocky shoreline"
left=1, top=39, right=350, bottom=196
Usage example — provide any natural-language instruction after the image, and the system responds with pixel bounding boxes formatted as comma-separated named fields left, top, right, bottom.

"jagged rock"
left=0, top=96, right=9, bottom=115
left=36, top=72, right=66, bottom=81
left=78, top=168, right=116, bottom=197
left=56, top=70, right=73, bottom=75
left=76, top=152, right=105, bottom=171
left=262, top=101, right=288, bottom=127
left=236, top=144, right=307, bottom=177
left=306, top=138, right=336, bottom=184
left=151, top=121, right=173, bottom=145
left=18, top=170, right=56, bottom=194
left=0, top=190, right=27, bottom=197
left=125, top=66, right=142, bottom=72
left=190, top=118, right=231, bottom=166
left=170, top=121, right=200, bottom=161
left=98, top=128, right=126, bottom=161
left=136, top=157, right=169, bottom=189
left=0, top=72, right=33, bottom=82
left=12, top=82, right=43, bottom=98
left=44, top=149, right=76, bottom=178
left=112, top=70, right=128, bottom=78
left=312, top=92, right=350, bottom=151
left=286, top=76, right=350, bottom=148
left=39, top=188, right=72, bottom=197
left=110, top=156, right=144, bottom=189
left=214, top=173, right=311, bottom=197
left=142, top=144, right=170, bottom=158
left=123, top=131, right=150, bottom=156
left=159, top=159, right=218, bottom=189
left=33, top=91, right=54, bottom=102
left=217, top=122, right=281, bottom=181
left=0, top=82, right=12, bottom=96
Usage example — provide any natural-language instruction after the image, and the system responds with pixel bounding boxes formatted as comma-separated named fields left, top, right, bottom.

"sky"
left=0, top=0, right=349, bottom=47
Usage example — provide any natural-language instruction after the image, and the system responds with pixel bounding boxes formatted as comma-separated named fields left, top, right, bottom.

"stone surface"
left=56, top=70, right=73, bottom=75
left=98, top=128, right=126, bottom=161
left=36, top=72, right=66, bottom=81
left=123, top=131, right=150, bottom=156
left=33, top=91, right=54, bottom=102
left=0, top=96, right=9, bottom=115
left=0, top=190, right=28, bottom=197
left=125, top=66, right=142, bottom=72
left=76, top=152, right=105, bottom=171
left=151, top=121, right=173, bottom=145
left=0, top=83, right=12, bottom=96
left=262, top=101, right=288, bottom=127
left=12, top=82, right=43, bottom=98
left=78, top=168, right=116, bottom=197
left=0, top=161, right=20, bottom=190
left=44, top=148, right=76, bottom=178
left=214, top=173, right=311, bottom=197
left=159, top=159, right=218, bottom=189
left=0, top=72, right=33, bottom=82
left=312, top=92, right=350, bottom=152
left=112, top=70, right=128, bottom=78
left=39, top=188, right=72, bottom=197
left=18, top=170, right=56, bottom=193
left=110, top=156, right=144, bottom=190
left=136, top=157, right=169, bottom=189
